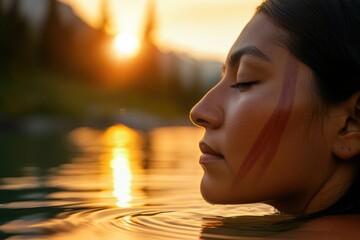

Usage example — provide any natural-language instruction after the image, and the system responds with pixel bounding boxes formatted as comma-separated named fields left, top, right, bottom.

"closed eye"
left=230, top=81, right=256, bottom=91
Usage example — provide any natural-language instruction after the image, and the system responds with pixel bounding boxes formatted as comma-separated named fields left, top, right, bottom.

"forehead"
left=228, top=14, right=288, bottom=64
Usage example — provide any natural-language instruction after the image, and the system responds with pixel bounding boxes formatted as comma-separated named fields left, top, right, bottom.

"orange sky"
left=59, top=0, right=263, bottom=61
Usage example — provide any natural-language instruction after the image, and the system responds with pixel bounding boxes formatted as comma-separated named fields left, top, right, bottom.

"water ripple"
left=1, top=126, right=287, bottom=240
left=22, top=203, right=279, bottom=240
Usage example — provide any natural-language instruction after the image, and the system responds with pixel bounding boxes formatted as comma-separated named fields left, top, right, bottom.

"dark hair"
left=257, top=0, right=360, bottom=215
left=258, top=0, right=360, bottom=105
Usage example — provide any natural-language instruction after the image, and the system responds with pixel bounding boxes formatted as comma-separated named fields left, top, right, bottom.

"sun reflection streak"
left=111, top=148, right=132, bottom=207
left=102, top=125, right=142, bottom=208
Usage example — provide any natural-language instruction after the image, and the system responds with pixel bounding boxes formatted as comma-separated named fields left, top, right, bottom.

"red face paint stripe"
left=260, top=58, right=299, bottom=171
left=233, top=111, right=278, bottom=178
left=232, top=58, right=299, bottom=186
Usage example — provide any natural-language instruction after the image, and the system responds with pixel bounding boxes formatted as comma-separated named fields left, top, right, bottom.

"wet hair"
left=257, top=0, right=360, bottom=215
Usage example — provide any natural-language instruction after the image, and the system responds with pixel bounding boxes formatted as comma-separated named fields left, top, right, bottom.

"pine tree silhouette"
left=1, top=0, right=29, bottom=73
left=38, top=0, right=74, bottom=71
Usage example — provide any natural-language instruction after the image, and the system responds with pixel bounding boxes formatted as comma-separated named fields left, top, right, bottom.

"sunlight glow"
left=60, top=0, right=263, bottom=61
left=102, top=125, right=143, bottom=208
left=111, top=148, right=132, bottom=207
left=113, top=32, right=140, bottom=58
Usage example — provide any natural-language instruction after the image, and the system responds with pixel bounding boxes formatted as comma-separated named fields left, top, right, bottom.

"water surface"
left=1, top=125, right=280, bottom=239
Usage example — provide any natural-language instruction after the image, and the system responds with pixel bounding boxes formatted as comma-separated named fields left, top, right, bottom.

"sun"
left=113, top=32, right=140, bottom=58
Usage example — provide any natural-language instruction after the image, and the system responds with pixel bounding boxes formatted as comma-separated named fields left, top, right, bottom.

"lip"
left=199, top=142, right=224, bottom=164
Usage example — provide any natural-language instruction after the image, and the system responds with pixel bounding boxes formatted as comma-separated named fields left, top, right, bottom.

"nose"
left=189, top=91, right=223, bottom=129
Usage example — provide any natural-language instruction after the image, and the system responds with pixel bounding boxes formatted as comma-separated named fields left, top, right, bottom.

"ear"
left=333, top=92, right=360, bottom=160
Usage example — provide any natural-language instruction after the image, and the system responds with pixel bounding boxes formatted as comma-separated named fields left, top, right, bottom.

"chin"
left=200, top=180, right=234, bottom=204
left=201, top=190, right=224, bottom=204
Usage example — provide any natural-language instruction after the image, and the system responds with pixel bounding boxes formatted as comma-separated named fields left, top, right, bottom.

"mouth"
left=199, top=142, right=224, bottom=164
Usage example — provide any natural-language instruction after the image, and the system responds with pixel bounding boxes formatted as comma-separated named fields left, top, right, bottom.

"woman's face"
left=190, top=14, right=339, bottom=213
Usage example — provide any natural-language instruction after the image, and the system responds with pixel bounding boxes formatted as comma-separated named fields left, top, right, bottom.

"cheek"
left=279, top=73, right=328, bottom=159
left=230, top=58, right=300, bottom=183
left=259, top=77, right=333, bottom=189
left=224, top=95, right=280, bottom=174
left=259, top=115, right=331, bottom=198
left=278, top=100, right=331, bottom=166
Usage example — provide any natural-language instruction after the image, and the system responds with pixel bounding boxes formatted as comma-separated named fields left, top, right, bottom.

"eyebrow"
left=227, top=46, right=272, bottom=68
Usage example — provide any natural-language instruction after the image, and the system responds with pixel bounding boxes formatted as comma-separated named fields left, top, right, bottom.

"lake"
left=0, top=125, right=282, bottom=239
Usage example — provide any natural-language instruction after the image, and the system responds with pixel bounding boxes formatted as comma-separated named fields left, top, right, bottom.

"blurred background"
left=1, top=1, right=278, bottom=239
left=0, top=0, right=261, bottom=132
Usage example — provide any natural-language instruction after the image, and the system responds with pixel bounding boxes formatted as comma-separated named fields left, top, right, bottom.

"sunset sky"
left=59, top=0, right=263, bottom=61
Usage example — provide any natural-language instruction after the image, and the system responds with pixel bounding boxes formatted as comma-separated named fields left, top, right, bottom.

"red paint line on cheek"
left=233, top=111, right=278, bottom=178
left=232, top=58, right=299, bottom=186
left=260, top=58, right=299, bottom=171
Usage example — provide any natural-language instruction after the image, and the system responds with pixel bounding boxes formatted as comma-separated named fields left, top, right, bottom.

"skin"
left=190, top=13, right=357, bottom=214
left=233, top=56, right=299, bottom=184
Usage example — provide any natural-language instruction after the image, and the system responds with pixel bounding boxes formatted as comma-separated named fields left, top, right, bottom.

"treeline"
left=0, top=0, right=111, bottom=79
left=0, top=0, right=215, bottom=126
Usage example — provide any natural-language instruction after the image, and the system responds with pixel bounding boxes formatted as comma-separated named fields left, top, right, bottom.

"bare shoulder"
left=274, top=215, right=360, bottom=240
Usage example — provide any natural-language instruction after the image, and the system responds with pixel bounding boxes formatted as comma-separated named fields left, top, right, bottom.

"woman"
left=190, top=0, right=360, bottom=218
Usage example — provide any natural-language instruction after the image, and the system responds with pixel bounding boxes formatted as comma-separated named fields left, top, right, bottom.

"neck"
left=304, top=163, right=355, bottom=214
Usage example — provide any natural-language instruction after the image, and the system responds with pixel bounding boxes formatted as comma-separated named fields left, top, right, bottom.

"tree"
left=1, top=0, right=30, bottom=73
left=38, top=0, right=74, bottom=71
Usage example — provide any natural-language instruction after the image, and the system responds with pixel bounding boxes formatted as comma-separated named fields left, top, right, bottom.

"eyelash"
left=230, top=81, right=256, bottom=91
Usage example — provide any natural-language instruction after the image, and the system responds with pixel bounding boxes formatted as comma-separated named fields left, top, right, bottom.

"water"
left=0, top=125, right=285, bottom=240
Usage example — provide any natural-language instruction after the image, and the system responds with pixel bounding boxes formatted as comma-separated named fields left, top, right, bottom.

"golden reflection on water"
left=110, top=148, right=132, bottom=207
left=149, top=126, right=204, bottom=176
left=67, top=124, right=204, bottom=208
left=101, top=124, right=144, bottom=208
left=6, top=124, right=280, bottom=239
